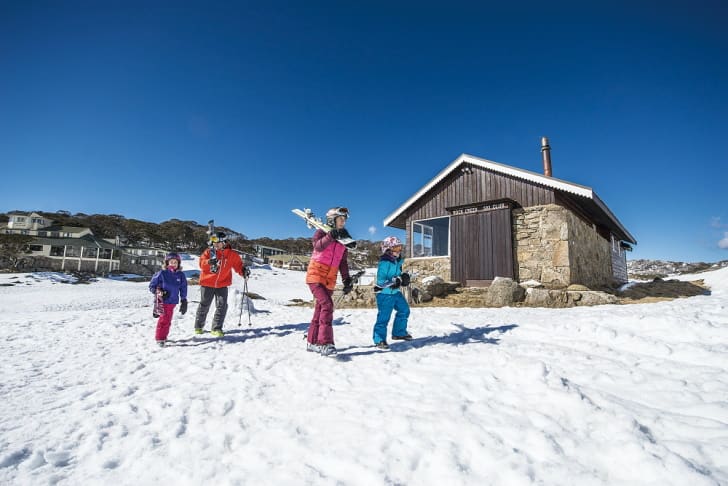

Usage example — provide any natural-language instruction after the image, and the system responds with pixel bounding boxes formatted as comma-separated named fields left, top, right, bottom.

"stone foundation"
left=402, top=257, right=451, bottom=282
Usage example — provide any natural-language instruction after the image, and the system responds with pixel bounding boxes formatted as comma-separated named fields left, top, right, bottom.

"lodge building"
left=383, top=139, right=636, bottom=288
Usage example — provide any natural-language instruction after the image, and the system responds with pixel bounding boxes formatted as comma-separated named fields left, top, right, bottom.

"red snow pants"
left=155, top=303, right=176, bottom=341
left=307, top=283, right=335, bottom=345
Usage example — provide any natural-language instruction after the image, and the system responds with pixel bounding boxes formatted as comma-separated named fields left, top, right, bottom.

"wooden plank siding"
left=450, top=208, right=514, bottom=283
left=451, top=208, right=514, bottom=283
left=404, top=166, right=556, bottom=246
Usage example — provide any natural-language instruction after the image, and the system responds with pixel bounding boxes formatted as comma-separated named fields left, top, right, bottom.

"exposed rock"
left=525, top=288, right=573, bottom=308
left=484, top=277, right=525, bottom=307
left=566, top=284, right=590, bottom=291
left=420, top=276, right=447, bottom=297
left=571, top=291, right=618, bottom=306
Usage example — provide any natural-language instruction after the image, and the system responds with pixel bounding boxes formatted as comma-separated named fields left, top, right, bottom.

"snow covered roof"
left=32, top=234, right=118, bottom=249
left=383, top=153, right=636, bottom=244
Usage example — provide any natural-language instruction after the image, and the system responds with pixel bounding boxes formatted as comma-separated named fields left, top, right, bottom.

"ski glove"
left=329, top=228, right=351, bottom=240
left=400, top=272, right=411, bottom=287
left=390, top=277, right=402, bottom=289
left=179, top=299, right=188, bottom=315
left=243, top=266, right=251, bottom=278
left=159, top=289, right=170, bottom=299
left=342, top=277, right=353, bottom=294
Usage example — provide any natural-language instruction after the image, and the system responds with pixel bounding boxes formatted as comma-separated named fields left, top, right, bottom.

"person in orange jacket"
left=194, top=232, right=249, bottom=337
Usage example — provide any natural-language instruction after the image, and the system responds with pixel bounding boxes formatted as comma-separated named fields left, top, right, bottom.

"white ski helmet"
left=209, top=231, right=227, bottom=244
left=325, top=207, right=349, bottom=226
left=380, top=236, right=403, bottom=254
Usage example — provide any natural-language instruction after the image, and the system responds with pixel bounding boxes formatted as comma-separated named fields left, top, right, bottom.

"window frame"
left=410, top=216, right=450, bottom=259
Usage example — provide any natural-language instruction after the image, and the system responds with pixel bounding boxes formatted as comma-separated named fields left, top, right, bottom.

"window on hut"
left=412, top=216, right=449, bottom=257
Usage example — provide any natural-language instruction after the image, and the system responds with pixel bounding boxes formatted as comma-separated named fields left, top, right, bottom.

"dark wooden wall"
left=404, top=165, right=556, bottom=225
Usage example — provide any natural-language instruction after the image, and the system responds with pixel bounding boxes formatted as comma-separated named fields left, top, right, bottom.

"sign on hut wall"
left=448, top=201, right=511, bottom=216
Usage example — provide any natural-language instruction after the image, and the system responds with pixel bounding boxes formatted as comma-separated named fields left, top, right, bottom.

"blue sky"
left=1, top=1, right=726, bottom=262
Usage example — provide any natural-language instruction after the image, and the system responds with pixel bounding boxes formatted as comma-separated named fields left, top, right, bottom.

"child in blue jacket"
left=149, top=252, right=188, bottom=346
left=372, top=236, right=412, bottom=349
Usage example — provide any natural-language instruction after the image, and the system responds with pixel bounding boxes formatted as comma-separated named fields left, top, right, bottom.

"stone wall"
left=402, top=256, right=451, bottom=282
left=513, top=204, right=613, bottom=288
left=565, top=210, right=612, bottom=288
left=513, top=204, right=571, bottom=287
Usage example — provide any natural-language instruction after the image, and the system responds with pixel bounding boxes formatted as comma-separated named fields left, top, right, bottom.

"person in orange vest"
left=194, top=232, right=249, bottom=337
left=305, top=207, right=353, bottom=356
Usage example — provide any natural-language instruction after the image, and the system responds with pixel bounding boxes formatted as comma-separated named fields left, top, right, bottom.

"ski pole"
left=238, top=285, right=244, bottom=326
left=239, top=278, right=252, bottom=326
left=245, top=278, right=252, bottom=326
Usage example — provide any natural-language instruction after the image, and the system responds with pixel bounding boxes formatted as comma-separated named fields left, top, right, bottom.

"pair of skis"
left=291, top=208, right=356, bottom=248
left=153, top=290, right=165, bottom=318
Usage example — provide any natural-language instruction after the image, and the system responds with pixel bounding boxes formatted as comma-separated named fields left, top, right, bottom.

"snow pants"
left=194, top=286, right=228, bottom=331
left=155, top=303, right=177, bottom=341
left=373, top=292, right=410, bottom=344
left=308, top=283, right=335, bottom=345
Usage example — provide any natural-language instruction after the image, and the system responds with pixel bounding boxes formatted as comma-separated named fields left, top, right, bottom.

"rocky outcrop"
left=524, top=288, right=618, bottom=308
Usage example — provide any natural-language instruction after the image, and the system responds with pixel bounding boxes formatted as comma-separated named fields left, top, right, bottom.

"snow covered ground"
left=1, top=261, right=727, bottom=485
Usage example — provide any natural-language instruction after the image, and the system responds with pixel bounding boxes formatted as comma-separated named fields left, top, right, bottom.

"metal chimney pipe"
left=541, top=136, right=552, bottom=177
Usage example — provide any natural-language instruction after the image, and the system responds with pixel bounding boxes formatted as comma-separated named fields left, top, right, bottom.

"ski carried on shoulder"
left=291, top=208, right=356, bottom=248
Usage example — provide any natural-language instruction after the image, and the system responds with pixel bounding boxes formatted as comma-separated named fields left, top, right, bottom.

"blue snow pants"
left=373, top=292, right=410, bottom=344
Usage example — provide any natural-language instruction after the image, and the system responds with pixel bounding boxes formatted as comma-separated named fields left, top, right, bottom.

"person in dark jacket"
left=149, top=252, right=188, bottom=347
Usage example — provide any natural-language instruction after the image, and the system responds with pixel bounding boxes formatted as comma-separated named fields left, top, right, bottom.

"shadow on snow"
left=334, top=323, right=519, bottom=361
left=165, top=321, right=311, bottom=347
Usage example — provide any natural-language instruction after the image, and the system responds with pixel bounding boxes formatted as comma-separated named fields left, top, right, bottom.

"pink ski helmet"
left=380, top=236, right=403, bottom=254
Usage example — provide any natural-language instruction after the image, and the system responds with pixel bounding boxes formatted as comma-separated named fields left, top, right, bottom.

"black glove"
left=179, top=299, right=188, bottom=315
left=329, top=228, right=351, bottom=240
left=343, top=277, right=353, bottom=294
left=400, top=272, right=411, bottom=287
left=243, top=266, right=251, bottom=278
left=160, top=289, right=170, bottom=299
left=390, top=277, right=402, bottom=289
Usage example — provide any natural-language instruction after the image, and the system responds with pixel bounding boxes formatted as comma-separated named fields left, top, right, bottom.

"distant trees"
left=0, top=211, right=383, bottom=266
left=0, top=234, right=33, bottom=270
left=18, top=211, right=242, bottom=251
